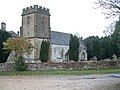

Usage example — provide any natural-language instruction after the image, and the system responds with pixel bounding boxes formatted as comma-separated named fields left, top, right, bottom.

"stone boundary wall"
left=0, top=61, right=120, bottom=71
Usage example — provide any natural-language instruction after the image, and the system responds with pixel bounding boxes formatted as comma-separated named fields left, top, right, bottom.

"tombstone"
left=112, top=54, right=117, bottom=61
left=92, top=56, right=97, bottom=61
left=69, top=60, right=75, bottom=63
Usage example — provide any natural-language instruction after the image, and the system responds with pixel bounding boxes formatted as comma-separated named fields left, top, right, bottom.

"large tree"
left=0, top=30, right=11, bottom=49
left=69, top=34, right=80, bottom=61
left=96, top=0, right=120, bottom=18
left=4, top=37, right=34, bottom=71
left=0, top=30, right=11, bottom=63
left=100, top=36, right=113, bottom=59
left=84, top=35, right=115, bottom=60
left=4, top=37, right=34, bottom=58
left=84, top=36, right=102, bottom=60
left=111, top=19, right=120, bottom=56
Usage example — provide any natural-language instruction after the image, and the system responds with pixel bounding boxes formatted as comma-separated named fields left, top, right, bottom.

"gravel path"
left=0, top=74, right=120, bottom=90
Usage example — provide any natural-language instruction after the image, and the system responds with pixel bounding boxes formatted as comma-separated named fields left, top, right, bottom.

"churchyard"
left=0, top=1, right=120, bottom=89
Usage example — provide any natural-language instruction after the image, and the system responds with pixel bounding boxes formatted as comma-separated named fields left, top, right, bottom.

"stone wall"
left=0, top=63, right=14, bottom=71
left=0, top=61, right=120, bottom=71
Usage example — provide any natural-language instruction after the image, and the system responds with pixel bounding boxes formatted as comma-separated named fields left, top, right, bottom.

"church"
left=10, top=5, right=87, bottom=62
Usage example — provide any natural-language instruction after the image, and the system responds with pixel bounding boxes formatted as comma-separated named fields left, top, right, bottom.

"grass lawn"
left=0, top=68, right=120, bottom=76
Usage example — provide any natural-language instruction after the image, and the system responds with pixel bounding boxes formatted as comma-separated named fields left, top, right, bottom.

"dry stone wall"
left=0, top=61, right=120, bottom=71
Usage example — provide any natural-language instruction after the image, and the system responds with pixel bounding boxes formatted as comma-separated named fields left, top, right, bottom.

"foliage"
left=0, top=49, right=11, bottom=63
left=14, top=56, right=27, bottom=71
left=40, top=40, right=50, bottom=62
left=95, top=0, right=120, bottom=18
left=100, top=36, right=113, bottom=59
left=111, top=19, right=120, bottom=57
left=0, top=30, right=11, bottom=63
left=4, top=37, right=34, bottom=58
left=84, top=19, right=120, bottom=60
left=103, top=22, right=115, bottom=36
left=69, top=34, right=80, bottom=61
left=4, top=37, right=33, bottom=71
left=84, top=36, right=101, bottom=60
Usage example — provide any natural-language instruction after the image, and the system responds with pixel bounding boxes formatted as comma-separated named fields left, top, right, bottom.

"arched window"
left=61, top=49, right=64, bottom=58
left=81, top=52, right=85, bottom=60
left=27, top=16, right=30, bottom=24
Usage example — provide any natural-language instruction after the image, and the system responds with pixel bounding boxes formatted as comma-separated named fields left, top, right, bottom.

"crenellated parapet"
left=22, top=5, right=50, bottom=16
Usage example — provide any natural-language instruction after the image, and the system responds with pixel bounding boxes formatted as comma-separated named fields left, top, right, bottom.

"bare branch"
left=95, top=0, right=120, bottom=18
left=103, top=22, right=115, bottom=36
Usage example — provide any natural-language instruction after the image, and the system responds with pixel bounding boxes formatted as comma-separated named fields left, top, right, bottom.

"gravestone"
left=112, top=54, right=117, bottom=61
left=93, top=56, right=97, bottom=61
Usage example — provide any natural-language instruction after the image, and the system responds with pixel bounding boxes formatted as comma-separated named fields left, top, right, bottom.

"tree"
left=103, top=22, right=115, bottom=36
left=111, top=19, right=120, bottom=56
left=69, top=34, right=80, bottom=61
left=4, top=37, right=34, bottom=71
left=39, top=40, right=50, bottom=62
left=95, top=0, right=120, bottom=18
left=84, top=36, right=102, bottom=60
left=0, top=30, right=11, bottom=63
left=84, top=35, right=115, bottom=60
left=4, top=37, right=34, bottom=58
left=100, top=36, right=113, bottom=59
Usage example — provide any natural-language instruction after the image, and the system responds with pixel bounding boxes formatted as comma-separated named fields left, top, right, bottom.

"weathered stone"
left=112, top=54, right=117, bottom=61
left=93, top=56, right=97, bottom=61
left=0, top=61, right=120, bottom=71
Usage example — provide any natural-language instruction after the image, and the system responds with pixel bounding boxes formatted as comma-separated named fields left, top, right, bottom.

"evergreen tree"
left=100, top=36, right=113, bottom=59
left=111, top=19, right=120, bottom=57
left=0, top=30, right=11, bottom=63
left=84, top=36, right=102, bottom=60
left=69, top=34, right=79, bottom=61
left=40, top=40, right=50, bottom=62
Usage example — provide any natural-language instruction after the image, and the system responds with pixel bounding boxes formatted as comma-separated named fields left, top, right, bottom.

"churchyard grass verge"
left=0, top=68, right=120, bottom=76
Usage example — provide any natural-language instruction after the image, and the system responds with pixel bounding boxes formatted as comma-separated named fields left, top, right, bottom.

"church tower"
left=20, top=5, right=50, bottom=61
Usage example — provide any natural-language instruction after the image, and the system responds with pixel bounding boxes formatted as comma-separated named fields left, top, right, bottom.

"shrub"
left=40, top=40, right=50, bottom=62
left=14, top=56, right=27, bottom=71
left=0, top=49, right=10, bottom=63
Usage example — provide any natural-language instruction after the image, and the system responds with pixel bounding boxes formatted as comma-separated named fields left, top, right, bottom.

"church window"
left=41, top=17, right=45, bottom=29
left=54, top=48, right=56, bottom=54
left=61, top=49, right=64, bottom=58
left=28, top=31, right=29, bottom=36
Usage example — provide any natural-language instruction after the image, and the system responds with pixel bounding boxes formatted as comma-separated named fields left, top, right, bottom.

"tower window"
left=27, top=16, right=30, bottom=24
left=28, top=31, right=29, bottom=36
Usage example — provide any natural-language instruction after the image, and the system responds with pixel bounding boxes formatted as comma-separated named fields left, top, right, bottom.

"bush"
left=14, top=56, right=27, bottom=71
left=0, top=49, right=10, bottom=63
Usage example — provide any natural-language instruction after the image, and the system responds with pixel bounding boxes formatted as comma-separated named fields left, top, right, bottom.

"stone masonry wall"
left=0, top=61, right=120, bottom=71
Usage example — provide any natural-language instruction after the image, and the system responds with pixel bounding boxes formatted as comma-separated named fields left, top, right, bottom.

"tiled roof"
left=50, top=31, right=71, bottom=46
left=8, top=31, right=18, bottom=37
left=50, top=31, right=87, bottom=50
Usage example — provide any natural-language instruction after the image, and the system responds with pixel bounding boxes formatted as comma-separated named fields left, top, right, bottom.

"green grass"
left=0, top=68, right=120, bottom=76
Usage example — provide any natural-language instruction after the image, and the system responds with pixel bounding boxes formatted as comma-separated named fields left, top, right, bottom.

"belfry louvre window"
left=27, top=16, right=30, bottom=24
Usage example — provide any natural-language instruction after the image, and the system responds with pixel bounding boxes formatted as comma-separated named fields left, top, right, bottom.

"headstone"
left=93, top=56, right=97, bottom=61
left=70, top=60, right=75, bottom=63
left=112, top=54, right=117, bottom=61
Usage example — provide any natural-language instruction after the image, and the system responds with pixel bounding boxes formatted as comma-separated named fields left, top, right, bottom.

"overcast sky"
left=0, top=0, right=117, bottom=38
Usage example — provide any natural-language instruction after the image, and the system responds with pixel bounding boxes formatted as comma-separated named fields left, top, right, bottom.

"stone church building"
left=11, top=5, right=87, bottom=62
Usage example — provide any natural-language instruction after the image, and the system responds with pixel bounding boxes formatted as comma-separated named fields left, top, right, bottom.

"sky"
left=0, top=0, right=118, bottom=38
